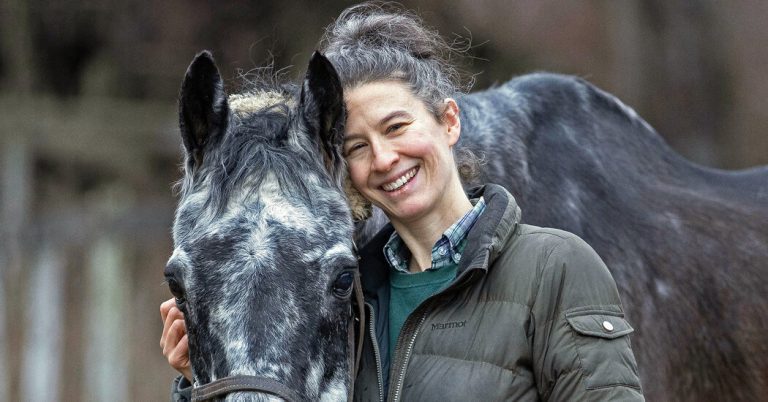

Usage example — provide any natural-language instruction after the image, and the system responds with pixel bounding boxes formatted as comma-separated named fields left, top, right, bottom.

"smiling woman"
left=162, top=2, right=645, bottom=401
left=343, top=81, right=471, bottom=266
left=318, top=2, right=645, bottom=401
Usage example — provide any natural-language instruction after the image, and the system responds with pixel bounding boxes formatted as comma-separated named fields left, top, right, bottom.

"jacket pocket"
left=565, top=308, right=642, bottom=390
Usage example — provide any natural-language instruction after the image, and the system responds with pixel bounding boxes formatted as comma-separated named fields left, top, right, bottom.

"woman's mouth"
left=381, top=167, right=419, bottom=192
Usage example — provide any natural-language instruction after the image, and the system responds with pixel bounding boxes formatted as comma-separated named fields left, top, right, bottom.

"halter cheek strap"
left=349, top=268, right=366, bottom=400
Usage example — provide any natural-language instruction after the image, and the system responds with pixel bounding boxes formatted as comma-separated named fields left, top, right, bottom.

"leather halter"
left=190, top=269, right=366, bottom=402
left=191, top=376, right=303, bottom=401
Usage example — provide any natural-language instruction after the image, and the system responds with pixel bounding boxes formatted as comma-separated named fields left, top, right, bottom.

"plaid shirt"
left=384, top=197, right=486, bottom=273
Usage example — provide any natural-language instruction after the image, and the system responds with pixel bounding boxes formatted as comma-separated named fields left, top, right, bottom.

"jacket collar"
left=460, top=184, right=521, bottom=272
left=356, top=184, right=522, bottom=296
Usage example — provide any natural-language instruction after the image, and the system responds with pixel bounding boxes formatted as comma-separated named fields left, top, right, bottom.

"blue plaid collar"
left=384, top=197, right=486, bottom=273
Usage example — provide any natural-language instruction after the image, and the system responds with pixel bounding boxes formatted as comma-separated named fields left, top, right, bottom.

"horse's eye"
left=332, top=271, right=354, bottom=299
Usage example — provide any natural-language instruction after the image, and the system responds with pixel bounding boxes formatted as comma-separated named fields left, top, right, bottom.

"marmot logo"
left=431, top=320, right=467, bottom=330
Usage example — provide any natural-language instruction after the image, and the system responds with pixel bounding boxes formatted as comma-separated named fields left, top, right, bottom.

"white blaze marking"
left=258, top=174, right=317, bottom=234
left=321, top=243, right=352, bottom=262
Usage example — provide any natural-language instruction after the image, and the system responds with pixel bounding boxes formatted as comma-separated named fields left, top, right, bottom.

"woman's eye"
left=345, top=143, right=366, bottom=155
left=386, top=123, right=404, bottom=133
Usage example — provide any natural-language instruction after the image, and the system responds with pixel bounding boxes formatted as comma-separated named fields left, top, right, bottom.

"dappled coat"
left=354, top=184, right=644, bottom=401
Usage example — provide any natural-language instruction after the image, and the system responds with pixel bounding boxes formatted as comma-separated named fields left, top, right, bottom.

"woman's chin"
left=382, top=200, right=432, bottom=223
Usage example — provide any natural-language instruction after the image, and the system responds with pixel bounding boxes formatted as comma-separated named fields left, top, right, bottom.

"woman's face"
left=343, top=80, right=461, bottom=224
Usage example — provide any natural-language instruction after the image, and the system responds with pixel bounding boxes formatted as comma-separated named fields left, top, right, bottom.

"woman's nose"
left=371, top=142, right=399, bottom=172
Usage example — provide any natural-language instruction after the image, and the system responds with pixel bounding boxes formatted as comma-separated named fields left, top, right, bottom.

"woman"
left=161, top=3, right=645, bottom=400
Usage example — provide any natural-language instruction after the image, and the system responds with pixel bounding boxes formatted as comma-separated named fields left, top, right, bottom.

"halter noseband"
left=191, top=376, right=303, bottom=401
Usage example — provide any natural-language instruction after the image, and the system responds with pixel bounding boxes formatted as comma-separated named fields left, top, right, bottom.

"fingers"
left=163, top=318, right=187, bottom=356
left=160, top=301, right=185, bottom=349
left=168, top=334, right=190, bottom=367
left=170, top=334, right=193, bottom=381
left=160, top=298, right=176, bottom=322
left=159, top=298, right=192, bottom=381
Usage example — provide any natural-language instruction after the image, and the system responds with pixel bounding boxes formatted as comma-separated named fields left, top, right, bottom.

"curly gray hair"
left=320, top=2, right=483, bottom=220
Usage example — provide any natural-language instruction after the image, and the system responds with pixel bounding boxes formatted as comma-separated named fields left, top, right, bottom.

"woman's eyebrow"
left=343, top=132, right=364, bottom=143
left=377, top=110, right=413, bottom=127
left=344, top=110, right=414, bottom=142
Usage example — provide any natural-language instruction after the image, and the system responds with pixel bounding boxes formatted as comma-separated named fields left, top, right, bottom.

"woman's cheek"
left=347, top=161, right=368, bottom=191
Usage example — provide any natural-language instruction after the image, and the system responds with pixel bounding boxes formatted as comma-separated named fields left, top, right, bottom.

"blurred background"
left=0, top=0, right=766, bottom=400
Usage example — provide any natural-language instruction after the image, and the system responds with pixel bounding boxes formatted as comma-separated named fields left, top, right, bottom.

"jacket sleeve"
left=170, top=375, right=193, bottom=402
left=530, top=234, right=644, bottom=401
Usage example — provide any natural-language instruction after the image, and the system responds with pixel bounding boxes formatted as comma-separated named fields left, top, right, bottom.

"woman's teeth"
left=382, top=167, right=418, bottom=192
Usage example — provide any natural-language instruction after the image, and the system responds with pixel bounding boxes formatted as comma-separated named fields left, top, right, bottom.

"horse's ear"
left=179, top=50, right=229, bottom=170
left=299, top=51, right=345, bottom=178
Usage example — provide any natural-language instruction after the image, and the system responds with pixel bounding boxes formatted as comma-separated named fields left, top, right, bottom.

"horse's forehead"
left=177, top=172, right=348, bottom=255
left=254, top=173, right=318, bottom=233
left=228, top=91, right=295, bottom=117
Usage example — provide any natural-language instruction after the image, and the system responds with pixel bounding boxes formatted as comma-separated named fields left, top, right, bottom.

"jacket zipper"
left=365, top=302, right=385, bottom=402
left=387, top=268, right=482, bottom=401
left=390, top=310, right=429, bottom=402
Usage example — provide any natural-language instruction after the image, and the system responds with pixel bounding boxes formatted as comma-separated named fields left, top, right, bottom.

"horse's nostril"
left=167, top=278, right=185, bottom=300
left=164, top=261, right=186, bottom=300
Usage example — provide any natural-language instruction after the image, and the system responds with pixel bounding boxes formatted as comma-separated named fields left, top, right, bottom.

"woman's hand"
left=160, top=298, right=193, bottom=381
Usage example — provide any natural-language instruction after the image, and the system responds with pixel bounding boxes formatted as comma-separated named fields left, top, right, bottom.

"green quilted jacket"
left=353, top=184, right=644, bottom=401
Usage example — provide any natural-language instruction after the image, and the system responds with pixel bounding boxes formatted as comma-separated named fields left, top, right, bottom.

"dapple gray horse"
left=168, top=50, right=768, bottom=401
left=446, top=73, right=768, bottom=401
left=167, top=51, right=358, bottom=401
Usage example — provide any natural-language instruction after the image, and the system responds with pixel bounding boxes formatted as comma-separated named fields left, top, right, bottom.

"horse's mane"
left=179, top=81, right=331, bottom=216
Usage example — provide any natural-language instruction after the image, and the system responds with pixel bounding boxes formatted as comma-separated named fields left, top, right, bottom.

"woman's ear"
left=442, top=98, right=461, bottom=146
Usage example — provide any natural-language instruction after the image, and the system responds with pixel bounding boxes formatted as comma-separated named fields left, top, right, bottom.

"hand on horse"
left=160, top=298, right=193, bottom=381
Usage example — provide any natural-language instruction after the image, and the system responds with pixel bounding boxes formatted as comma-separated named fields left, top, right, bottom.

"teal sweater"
left=385, top=198, right=486, bottom=362
left=388, top=264, right=458, bottom=359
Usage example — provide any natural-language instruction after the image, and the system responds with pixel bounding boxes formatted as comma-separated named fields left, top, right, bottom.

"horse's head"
left=167, top=51, right=356, bottom=400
